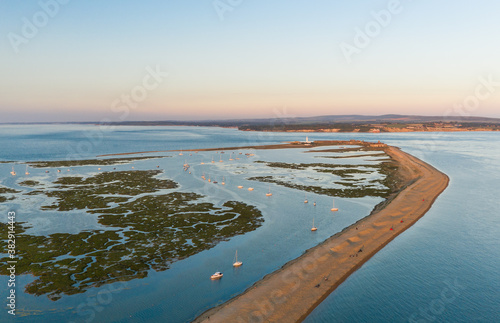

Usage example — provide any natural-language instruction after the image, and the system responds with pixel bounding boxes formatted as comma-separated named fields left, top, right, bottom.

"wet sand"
left=193, top=146, right=449, bottom=323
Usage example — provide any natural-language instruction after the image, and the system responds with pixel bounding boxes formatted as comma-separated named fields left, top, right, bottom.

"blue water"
left=305, top=133, right=500, bottom=323
left=0, top=125, right=499, bottom=322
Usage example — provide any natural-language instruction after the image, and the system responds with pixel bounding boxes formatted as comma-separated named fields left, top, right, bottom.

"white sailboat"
left=311, top=217, right=317, bottom=231
left=25, top=165, right=30, bottom=175
left=10, top=166, right=16, bottom=176
left=233, top=250, right=243, bottom=267
left=266, top=184, right=272, bottom=196
left=304, top=193, right=308, bottom=203
left=221, top=176, right=225, bottom=185
left=331, top=199, right=339, bottom=212
left=211, top=156, right=215, bottom=163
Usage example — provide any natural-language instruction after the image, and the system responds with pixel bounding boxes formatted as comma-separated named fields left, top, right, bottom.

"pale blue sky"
left=1, top=0, right=499, bottom=122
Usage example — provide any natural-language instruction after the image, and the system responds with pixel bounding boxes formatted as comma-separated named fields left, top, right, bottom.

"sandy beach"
left=193, top=146, right=449, bottom=323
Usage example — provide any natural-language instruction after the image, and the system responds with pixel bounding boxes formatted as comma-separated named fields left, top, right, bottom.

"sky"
left=1, top=0, right=499, bottom=122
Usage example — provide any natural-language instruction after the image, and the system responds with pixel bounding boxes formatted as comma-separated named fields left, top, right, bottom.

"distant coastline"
left=3, top=114, right=500, bottom=133
left=193, top=142, right=449, bottom=323
left=239, top=126, right=500, bottom=133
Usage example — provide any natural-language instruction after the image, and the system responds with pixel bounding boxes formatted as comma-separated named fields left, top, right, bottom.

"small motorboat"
left=210, top=272, right=223, bottom=280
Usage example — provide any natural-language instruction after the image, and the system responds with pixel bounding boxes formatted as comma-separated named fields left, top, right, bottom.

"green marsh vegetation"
left=0, top=186, right=20, bottom=203
left=0, top=169, right=263, bottom=300
left=251, top=150, right=402, bottom=199
left=29, top=156, right=167, bottom=168
left=39, top=170, right=177, bottom=211
left=18, top=180, right=41, bottom=187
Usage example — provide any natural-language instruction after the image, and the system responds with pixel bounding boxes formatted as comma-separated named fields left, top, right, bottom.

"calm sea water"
left=0, top=125, right=498, bottom=322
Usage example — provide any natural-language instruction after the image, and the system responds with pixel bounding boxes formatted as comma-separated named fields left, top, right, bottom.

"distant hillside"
left=102, top=114, right=500, bottom=128
left=5, top=114, right=500, bottom=128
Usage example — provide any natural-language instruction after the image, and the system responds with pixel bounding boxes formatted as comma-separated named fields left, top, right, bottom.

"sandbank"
left=193, top=145, right=448, bottom=323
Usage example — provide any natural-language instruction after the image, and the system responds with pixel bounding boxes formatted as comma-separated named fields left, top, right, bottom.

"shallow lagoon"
left=0, top=127, right=389, bottom=322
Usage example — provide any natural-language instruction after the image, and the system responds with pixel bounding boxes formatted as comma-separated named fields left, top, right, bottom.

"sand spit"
left=96, top=150, right=169, bottom=157
left=194, top=146, right=449, bottom=323
left=95, top=140, right=387, bottom=157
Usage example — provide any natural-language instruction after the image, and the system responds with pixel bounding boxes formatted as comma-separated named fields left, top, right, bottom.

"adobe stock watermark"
left=340, top=0, right=412, bottom=64
left=6, top=211, right=17, bottom=316
left=7, top=0, right=71, bottom=54
left=213, top=0, right=244, bottom=21
left=234, top=246, right=330, bottom=322
left=408, top=278, right=465, bottom=323
left=69, top=281, right=129, bottom=323
left=65, top=65, right=168, bottom=161
left=109, top=65, right=168, bottom=121
left=447, top=74, right=500, bottom=118
left=407, top=73, right=499, bottom=160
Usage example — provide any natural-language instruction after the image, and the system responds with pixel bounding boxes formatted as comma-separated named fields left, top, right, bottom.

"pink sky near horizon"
left=1, top=1, right=500, bottom=122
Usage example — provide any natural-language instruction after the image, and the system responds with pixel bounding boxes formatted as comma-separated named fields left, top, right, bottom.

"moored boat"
left=210, top=272, right=223, bottom=280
